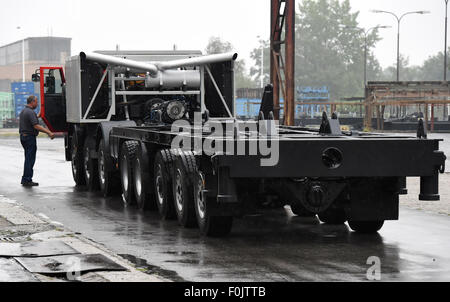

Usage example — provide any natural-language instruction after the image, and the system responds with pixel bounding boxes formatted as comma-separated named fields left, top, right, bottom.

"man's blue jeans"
left=20, top=135, right=37, bottom=184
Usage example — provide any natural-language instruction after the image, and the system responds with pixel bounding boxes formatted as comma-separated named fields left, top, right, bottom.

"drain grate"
left=0, top=235, right=31, bottom=242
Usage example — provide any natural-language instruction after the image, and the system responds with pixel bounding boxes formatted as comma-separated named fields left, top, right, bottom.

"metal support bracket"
left=83, top=66, right=109, bottom=120
left=205, top=65, right=234, bottom=118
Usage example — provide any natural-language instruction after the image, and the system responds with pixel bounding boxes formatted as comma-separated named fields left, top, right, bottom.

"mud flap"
left=204, top=166, right=240, bottom=217
left=346, top=178, right=399, bottom=221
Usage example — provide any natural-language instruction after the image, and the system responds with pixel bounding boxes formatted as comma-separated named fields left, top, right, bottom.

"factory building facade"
left=0, top=37, right=71, bottom=91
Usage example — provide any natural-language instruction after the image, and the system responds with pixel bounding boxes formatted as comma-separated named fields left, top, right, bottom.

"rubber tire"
left=290, top=204, right=316, bottom=217
left=318, top=207, right=347, bottom=225
left=120, top=141, right=139, bottom=205
left=83, top=139, right=100, bottom=191
left=194, top=170, right=233, bottom=237
left=98, top=138, right=121, bottom=197
left=172, top=151, right=198, bottom=228
left=71, top=134, right=86, bottom=186
left=133, top=143, right=157, bottom=211
left=154, top=150, right=177, bottom=220
left=64, top=133, right=71, bottom=162
left=348, top=221, right=385, bottom=234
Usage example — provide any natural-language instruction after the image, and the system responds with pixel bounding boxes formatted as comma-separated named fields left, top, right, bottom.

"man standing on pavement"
left=19, top=95, right=55, bottom=187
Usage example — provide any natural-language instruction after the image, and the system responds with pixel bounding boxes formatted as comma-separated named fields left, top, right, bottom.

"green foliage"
left=205, top=36, right=257, bottom=89
left=205, top=36, right=234, bottom=54
left=379, top=55, right=420, bottom=81
left=249, top=0, right=383, bottom=100
left=380, top=50, right=450, bottom=81
left=295, top=0, right=381, bottom=100
left=250, top=39, right=271, bottom=87
left=420, top=51, right=449, bottom=80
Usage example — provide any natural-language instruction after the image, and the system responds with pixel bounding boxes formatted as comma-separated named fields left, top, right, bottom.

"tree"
left=205, top=36, right=234, bottom=54
left=204, top=36, right=256, bottom=89
left=379, top=49, right=450, bottom=82
left=295, top=0, right=382, bottom=100
left=248, top=0, right=383, bottom=100
left=420, top=49, right=450, bottom=81
left=250, top=39, right=271, bottom=87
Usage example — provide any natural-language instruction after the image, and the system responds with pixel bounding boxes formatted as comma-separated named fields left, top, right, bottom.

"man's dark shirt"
left=19, top=106, right=39, bottom=136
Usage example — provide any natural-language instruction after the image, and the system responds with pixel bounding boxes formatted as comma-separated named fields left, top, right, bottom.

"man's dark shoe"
left=22, top=182, right=39, bottom=187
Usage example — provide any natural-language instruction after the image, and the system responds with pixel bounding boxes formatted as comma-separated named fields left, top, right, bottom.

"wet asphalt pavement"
left=0, top=136, right=449, bottom=282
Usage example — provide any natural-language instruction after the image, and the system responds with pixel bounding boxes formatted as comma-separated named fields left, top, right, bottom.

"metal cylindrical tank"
left=81, top=52, right=159, bottom=76
left=156, top=52, right=238, bottom=70
left=145, top=70, right=201, bottom=90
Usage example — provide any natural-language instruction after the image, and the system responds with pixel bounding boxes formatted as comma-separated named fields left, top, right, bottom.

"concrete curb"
left=0, top=194, right=169, bottom=282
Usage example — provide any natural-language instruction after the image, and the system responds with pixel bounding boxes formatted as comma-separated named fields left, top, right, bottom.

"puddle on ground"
left=164, top=251, right=197, bottom=256
left=164, top=259, right=200, bottom=265
left=119, top=254, right=185, bottom=282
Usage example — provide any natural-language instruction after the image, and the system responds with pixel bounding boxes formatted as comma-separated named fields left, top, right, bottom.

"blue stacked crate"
left=235, top=98, right=284, bottom=119
left=11, top=82, right=40, bottom=117
left=297, top=86, right=330, bottom=118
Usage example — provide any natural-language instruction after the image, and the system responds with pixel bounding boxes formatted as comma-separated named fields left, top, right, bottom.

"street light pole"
left=363, top=26, right=390, bottom=85
left=364, top=34, right=367, bottom=85
left=261, top=46, right=264, bottom=89
left=445, top=0, right=449, bottom=81
left=371, top=10, right=430, bottom=82
left=396, top=20, right=400, bottom=82
left=17, top=26, right=25, bottom=82
left=22, top=38, right=25, bottom=82
left=257, top=36, right=264, bottom=89
left=344, top=25, right=390, bottom=86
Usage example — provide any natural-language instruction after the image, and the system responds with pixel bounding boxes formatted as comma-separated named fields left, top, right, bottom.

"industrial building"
left=0, top=37, right=71, bottom=91
left=0, top=37, right=70, bottom=126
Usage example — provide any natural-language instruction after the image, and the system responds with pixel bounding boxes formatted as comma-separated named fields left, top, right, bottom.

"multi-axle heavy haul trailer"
left=34, top=50, right=446, bottom=237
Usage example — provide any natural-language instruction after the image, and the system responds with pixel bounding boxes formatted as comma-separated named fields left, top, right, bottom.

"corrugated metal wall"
left=0, top=37, right=71, bottom=66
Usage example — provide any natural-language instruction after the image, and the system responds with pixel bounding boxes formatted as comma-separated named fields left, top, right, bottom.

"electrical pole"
left=445, top=0, right=448, bottom=81
left=17, top=26, right=25, bottom=82
left=371, top=10, right=430, bottom=82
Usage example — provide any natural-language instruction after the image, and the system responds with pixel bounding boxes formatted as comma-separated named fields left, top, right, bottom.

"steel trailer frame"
left=35, top=50, right=447, bottom=237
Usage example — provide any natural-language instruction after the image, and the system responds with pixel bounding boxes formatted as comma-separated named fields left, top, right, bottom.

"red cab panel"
left=39, top=67, right=67, bottom=133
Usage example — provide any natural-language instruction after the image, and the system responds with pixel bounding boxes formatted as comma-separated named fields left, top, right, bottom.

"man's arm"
left=34, top=124, right=55, bottom=139
left=28, top=109, right=54, bottom=139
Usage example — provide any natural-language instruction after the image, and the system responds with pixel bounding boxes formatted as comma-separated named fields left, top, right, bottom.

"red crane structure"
left=270, top=0, right=295, bottom=126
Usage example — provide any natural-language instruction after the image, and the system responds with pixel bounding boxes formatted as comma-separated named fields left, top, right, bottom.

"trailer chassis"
left=107, top=122, right=446, bottom=236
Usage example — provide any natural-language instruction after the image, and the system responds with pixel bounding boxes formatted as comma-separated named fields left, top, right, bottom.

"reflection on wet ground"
left=0, top=138, right=449, bottom=281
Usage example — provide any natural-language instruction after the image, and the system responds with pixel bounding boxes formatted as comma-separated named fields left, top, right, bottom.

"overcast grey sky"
left=0, top=0, right=446, bottom=68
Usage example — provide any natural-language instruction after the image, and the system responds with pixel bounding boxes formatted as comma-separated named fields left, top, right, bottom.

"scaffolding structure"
left=365, top=82, right=450, bottom=131
left=270, top=0, right=295, bottom=126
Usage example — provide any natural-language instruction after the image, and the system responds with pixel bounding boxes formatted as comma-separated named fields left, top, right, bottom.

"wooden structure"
left=365, top=82, right=450, bottom=131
